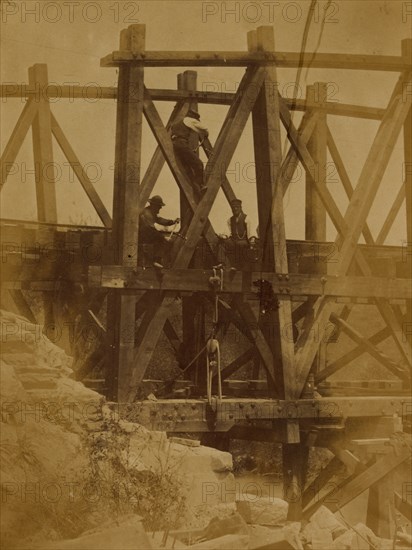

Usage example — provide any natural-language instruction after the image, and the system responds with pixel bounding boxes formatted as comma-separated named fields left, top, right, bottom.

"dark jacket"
left=139, top=207, right=174, bottom=243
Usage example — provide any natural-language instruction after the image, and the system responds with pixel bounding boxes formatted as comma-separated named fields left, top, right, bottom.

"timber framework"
left=1, top=25, right=411, bottom=528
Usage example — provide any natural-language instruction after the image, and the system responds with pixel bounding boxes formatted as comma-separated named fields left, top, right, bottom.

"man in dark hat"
left=139, top=195, right=180, bottom=268
left=223, top=198, right=252, bottom=266
left=171, top=109, right=209, bottom=194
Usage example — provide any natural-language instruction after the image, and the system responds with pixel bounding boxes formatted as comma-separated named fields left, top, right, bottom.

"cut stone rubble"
left=236, top=495, right=289, bottom=526
left=0, top=311, right=403, bottom=549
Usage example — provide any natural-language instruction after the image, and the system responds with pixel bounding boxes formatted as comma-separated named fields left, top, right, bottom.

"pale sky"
left=1, top=0, right=411, bottom=243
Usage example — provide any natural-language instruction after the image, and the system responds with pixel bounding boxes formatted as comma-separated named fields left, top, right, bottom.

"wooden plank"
left=305, top=83, right=327, bottom=242
left=0, top=84, right=388, bottom=120
left=233, top=297, right=278, bottom=389
left=217, top=347, right=256, bottom=381
left=56, top=263, right=412, bottom=298
left=302, top=456, right=342, bottom=509
left=304, top=83, right=328, bottom=380
left=100, top=50, right=409, bottom=71
left=315, top=325, right=392, bottom=383
left=280, top=109, right=318, bottom=196
left=106, top=292, right=136, bottom=401
left=163, top=319, right=181, bottom=355
left=139, top=99, right=187, bottom=208
left=250, top=27, right=296, bottom=413
left=326, top=127, right=374, bottom=243
left=110, top=25, right=146, bottom=266
left=303, top=438, right=411, bottom=519
left=177, top=71, right=205, bottom=383
left=283, top=442, right=309, bottom=520
left=278, top=95, right=345, bottom=231
left=0, top=98, right=38, bottom=189
left=172, top=66, right=265, bottom=266
left=375, top=184, right=405, bottom=244
left=330, top=313, right=410, bottom=381
left=106, top=25, right=146, bottom=402
left=328, top=443, right=366, bottom=475
left=113, top=63, right=144, bottom=265
left=294, top=78, right=412, bottom=393
left=402, top=40, right=412, bottom=349
left=50, top=114, right=112, bottom=228
left=335, top=78, right=412, bottom=275
left=395, top=490, right=412, bottom=520
left=28, top=64, right=57, bottom=223
left=8, top=290, right=37, bottom=324
left=201, top=137, right=237, bottom=204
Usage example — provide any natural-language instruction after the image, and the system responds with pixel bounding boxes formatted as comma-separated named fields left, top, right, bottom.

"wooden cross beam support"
left=105, top=24, right=146, bottom=400
left=294, top=73, right=412, bottom=395
left=303, top=434, right=412, bottom=520
left=100, top=50, right=409, bottom=71
left=0, top=98, right=38, bottom=189
left=50, top=114, right=112, bottom=228
left=142, top=91, right=225, bottom=263
left=28, top=64, right=57, bottom=224
left=139, top=99, right=187, bottom=208
left=0, top=84, right=388, bottom=120
left=315, top=321, right=405, bottom=383
left=330, top=313, right=410, bottom=381
left=124, top=65, right=266, bottom=401
left=249, top=27, right=296, bottom=422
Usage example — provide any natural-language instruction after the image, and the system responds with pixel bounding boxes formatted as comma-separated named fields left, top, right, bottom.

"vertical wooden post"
left=250, top=24, right=304, bottom=517
left=305, top=82, right=328, bottom=375
left=28, top=64, right=58, bottom=339
left=305, top=82, right=327, bottom=242
left=402, top=39, right=412, bottom=346
left=176, top=71, right=207, bottom=390
left=28, top=64, right=57, bottom=223
left=178, top=71, right=198, bottom=232
left=249, top=26, right=297, bottom=403
left=107, top=25, right=145, bottom=401
left=366, top=456, right=396, bottom=538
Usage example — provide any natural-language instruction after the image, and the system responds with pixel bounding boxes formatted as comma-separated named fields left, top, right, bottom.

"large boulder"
left=36, top=515, right=152, bottom=549
left=302, top=506, right=347, bottom=542
left=236, top=495, right=288, bottom=526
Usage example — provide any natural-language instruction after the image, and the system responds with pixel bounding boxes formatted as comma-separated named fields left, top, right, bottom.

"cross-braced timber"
left=1, top=25, right=411, bottom=530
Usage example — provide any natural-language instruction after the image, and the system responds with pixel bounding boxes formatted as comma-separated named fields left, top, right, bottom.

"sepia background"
left=1, top=0, right=411, bottom=242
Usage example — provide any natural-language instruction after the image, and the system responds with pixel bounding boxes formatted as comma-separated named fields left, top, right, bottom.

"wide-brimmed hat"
left=148, top=195, right=165, bottom=206
left=230, top=198, right=242, bottom=206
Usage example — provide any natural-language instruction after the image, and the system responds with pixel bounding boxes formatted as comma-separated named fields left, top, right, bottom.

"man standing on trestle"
left=138, top=195, right=180, bottom=268
left=171, top=109, right=209, bottom=194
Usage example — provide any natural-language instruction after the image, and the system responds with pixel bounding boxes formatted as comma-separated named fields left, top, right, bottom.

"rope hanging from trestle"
left=206, top=265, right=224, bottom=403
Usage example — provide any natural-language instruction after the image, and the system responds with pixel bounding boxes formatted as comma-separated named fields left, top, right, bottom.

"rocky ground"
left=1, top=309, right=411, bottom=549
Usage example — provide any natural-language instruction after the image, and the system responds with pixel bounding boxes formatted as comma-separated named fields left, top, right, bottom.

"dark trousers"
left=138, top=228, right=171, bottom=266
left=173, top=140, right=204, bottom=191
left=220, top=238, right=251, bottom=268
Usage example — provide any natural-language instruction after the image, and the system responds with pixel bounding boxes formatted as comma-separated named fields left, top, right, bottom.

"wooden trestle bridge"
left=1, top=25, right=411, bottom=529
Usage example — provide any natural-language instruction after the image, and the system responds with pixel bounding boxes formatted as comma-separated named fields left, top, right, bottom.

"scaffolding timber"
left=1, top=25, right=411, bottom=532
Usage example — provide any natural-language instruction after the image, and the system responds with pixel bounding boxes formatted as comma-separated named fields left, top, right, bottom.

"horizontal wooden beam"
left=88, top=266, right=411, bottom=300
left=0, top=85, right=386, bottom=120
left=100, top=50, right=409, bottom=71
left=0, top=223, right=408, bottom=267
left=122, top=396, right=411, bottom=432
